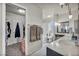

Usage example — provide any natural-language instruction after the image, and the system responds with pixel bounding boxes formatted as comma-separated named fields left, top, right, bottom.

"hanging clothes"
left=23, top=25, right=25, bottom=38
left=15, top=22, right=20, bottom=38
left=6, top=22, right=11, bottom=38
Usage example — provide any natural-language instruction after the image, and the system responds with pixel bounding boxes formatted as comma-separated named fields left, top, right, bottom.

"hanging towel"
left=15, top=23, right=20, bottom=38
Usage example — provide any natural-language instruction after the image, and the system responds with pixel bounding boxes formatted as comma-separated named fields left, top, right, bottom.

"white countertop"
left=47, top=34, right=79, bottom=56
left=55, top=33, right=68, bottom=35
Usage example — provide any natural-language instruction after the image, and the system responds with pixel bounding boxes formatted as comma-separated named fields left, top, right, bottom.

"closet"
left=5, top=3, right=26, bottom=56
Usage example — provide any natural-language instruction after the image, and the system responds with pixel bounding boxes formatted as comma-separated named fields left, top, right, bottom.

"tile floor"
left=31, top=43, right=48, bottom=56
left=6, top=43, right=48, bottom=56
left=6, top=43, right=24, bottom=56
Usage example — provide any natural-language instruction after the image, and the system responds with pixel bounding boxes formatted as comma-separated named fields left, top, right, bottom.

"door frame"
left=2, top=3, right=28, bottom=56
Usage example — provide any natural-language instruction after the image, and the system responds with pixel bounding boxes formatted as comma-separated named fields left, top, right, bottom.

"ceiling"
left=19, top=3, right=78, bottom=15
left=33, top=3, right=78, bottom=14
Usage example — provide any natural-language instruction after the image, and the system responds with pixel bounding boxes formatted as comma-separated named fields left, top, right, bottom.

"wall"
left=0, top=3, right=2, bottom=55
left=18, top=3, right=43, bottom=55
left=6, top=12, right=25, bottom=45
left=41, top=22, right=48, bottom=44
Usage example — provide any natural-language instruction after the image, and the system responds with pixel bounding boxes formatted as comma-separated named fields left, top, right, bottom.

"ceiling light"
left=18, top=9, right=25, bottom=13
left=47, top=15, right=51, bottom=18
left=69, top=15, right=72, bottom=19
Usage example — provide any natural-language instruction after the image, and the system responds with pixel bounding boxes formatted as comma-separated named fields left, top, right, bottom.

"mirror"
left=55, top=21, right=69, bottom=33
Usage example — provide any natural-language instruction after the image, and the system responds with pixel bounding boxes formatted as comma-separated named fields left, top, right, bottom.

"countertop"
left=47, top=34, right=79, bottom=56
left=55, top=33, right=68, bottom=35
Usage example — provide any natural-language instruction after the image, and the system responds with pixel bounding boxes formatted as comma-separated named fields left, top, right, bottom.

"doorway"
left=5, top=3, right=26, bottom=56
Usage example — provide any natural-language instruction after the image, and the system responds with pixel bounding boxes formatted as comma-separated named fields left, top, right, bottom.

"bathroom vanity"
left=46, top=34, right=79, bottom=56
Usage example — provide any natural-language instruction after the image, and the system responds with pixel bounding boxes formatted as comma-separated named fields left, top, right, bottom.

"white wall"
left=18, top=3, right=43, bottom=55
left=0, top=3, right=2, bottom=55
left=6, top=12, right=25, bottom=45
left=41, top=22, right=48, bottom=43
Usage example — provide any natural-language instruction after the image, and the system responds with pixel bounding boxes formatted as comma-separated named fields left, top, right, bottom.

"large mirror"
left=56, top=21, right=69, bottom=33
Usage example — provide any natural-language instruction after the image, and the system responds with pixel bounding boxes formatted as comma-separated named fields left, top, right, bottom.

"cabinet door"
left=74, top=20, right=78, bottom=34
left=47, top=47, right=63, bottom=56
left=30, top=25, right=37, bottom=42
left=37, top=27, right=40, bottom=40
